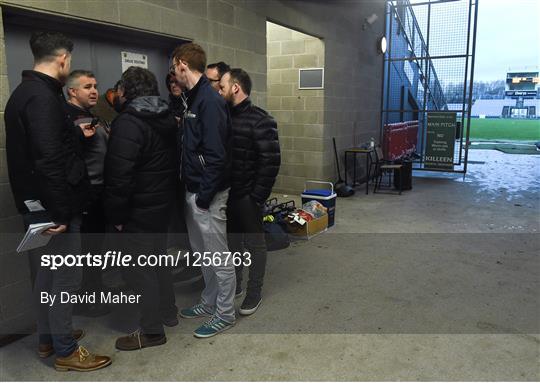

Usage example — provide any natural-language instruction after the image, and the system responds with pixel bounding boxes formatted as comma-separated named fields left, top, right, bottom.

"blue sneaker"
left=193, top=316, right=235, bottom=338
left=179, top=303, right=212, bottom=319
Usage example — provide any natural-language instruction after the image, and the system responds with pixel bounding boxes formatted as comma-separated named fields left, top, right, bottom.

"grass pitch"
left=468, top=118, right=540, bottom=141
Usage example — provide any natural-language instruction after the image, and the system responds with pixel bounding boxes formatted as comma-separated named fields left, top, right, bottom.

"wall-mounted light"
left=377, top=36, right=387, bottom=54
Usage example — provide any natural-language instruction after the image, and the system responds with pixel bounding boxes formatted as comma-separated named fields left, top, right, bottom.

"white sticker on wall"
left=121, top=51, right=148, bottom=72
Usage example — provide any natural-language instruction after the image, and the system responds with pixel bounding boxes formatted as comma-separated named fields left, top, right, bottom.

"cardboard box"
left=286, top=213, right=328, bottom=239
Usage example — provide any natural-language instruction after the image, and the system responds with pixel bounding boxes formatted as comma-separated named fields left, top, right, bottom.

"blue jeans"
left=27, top=215, right=82, bottom=357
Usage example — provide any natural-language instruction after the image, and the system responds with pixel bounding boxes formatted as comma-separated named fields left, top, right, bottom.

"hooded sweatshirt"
left=104, top=96, right=178, bottom=232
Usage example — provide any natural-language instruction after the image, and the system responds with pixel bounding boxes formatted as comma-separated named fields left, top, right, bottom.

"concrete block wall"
left=0, top=0, right=385, bottom=337
left=255, top=0, right=385, bottom=189
left=267, top=22, right=325, bottom=192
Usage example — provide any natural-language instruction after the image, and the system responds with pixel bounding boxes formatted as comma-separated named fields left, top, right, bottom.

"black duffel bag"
left=262, top=199, right=294, bottom=251
left=264, top=221, right=290, bottom=251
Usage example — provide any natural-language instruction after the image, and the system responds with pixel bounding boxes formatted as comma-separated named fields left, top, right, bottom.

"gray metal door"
left=4, top=24, right=94, bottom=91
left=2, top=6, right=187, bottom=102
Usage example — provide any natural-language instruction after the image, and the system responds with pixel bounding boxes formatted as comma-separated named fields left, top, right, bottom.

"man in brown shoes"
left=4, top=31, right=111, bottom=372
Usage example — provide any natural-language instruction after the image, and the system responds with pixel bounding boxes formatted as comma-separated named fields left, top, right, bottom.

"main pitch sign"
left=425, top=112, right=456, bottom=170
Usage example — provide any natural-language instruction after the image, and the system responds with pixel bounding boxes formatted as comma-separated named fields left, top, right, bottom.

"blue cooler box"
left=301, top=181, right=337, bottom=227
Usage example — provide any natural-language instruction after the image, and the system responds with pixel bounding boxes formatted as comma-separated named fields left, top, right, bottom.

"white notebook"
left=17, top=222, right=57, bottom=253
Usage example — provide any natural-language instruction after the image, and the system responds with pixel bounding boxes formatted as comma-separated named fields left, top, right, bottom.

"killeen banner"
left=424, top=112, right=456, bottom=170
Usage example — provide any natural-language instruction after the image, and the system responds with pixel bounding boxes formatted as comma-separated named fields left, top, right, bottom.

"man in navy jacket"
left=171, top=43, right=236, bottom=338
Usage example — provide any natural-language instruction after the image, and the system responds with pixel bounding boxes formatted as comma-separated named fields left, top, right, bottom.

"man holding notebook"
left=4, top=31, right=111, bottom=372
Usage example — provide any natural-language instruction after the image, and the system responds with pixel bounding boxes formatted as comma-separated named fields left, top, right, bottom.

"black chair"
left=372, top=145, right=404, bottom=195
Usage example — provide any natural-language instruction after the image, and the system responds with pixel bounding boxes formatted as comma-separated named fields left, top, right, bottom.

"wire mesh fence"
left=382, top=0, right=478, bottom=172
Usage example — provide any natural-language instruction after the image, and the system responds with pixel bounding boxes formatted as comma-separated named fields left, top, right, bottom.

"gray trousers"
left=185, top=189, right=236, bottom=323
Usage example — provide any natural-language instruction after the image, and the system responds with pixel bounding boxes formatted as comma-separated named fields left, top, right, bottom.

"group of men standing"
left=4, top=31, right=280, bottom=372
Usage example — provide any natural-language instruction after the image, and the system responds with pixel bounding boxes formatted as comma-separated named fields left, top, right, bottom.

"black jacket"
left=4, top=70, right=89, bottom=224
left=104, top=96, right=178, bottom=232
left=230, top=98, right=281, bottom=203
left=165, top=73, right=185, bottom=119
left=181, top=76, right=231, bottom=209
left=168, top=94, right=185, bottom=119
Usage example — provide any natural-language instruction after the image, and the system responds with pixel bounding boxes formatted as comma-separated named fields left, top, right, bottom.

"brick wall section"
left=0, top=0, right=385, bottom=336
left=248, top=1, right=384, bottom=190
left=267, top=22, right=325, bottom=192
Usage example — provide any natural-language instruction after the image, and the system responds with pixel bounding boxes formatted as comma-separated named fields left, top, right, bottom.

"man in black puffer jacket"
left=104, top=66, right=178, bottom=351
left=219, top=68, right=281, bottom=316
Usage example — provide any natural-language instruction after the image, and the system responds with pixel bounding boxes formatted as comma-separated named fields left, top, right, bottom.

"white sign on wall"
left=121, top=51, right=148, bottom=72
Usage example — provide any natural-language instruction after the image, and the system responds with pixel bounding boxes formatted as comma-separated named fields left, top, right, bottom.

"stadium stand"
left=471, top=99, right=514, bottom=117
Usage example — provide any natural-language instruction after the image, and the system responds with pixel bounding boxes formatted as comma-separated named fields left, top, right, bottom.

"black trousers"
left=80, top=190, right=106, bottom=293
left=227, top=195, right=267, bottom=295
left=120, top=230, right=177, bottom=335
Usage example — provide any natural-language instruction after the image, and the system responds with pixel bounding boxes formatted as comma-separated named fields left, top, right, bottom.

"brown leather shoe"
left=54, top=346, right=112, bottom=372
left=38, top=329, right=86, bottom=358
left=115, top=329, right=167, bottom=351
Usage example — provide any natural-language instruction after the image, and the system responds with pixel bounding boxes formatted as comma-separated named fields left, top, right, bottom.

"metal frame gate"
left=381, top=0, right=479, bottom=173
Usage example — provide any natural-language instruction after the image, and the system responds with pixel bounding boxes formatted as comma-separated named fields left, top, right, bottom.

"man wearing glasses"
left=205, top=61, right=230, bottom=92
left=170, top=44, right=235, bottom=338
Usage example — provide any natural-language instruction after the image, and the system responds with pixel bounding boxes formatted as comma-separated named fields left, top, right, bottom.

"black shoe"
left=115, top=330, right=166, bottom=351
left=239, top=294, right=262, bottom=316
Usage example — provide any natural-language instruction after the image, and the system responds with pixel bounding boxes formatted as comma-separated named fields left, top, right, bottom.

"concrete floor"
left=0, top=149, right=539, bottom=381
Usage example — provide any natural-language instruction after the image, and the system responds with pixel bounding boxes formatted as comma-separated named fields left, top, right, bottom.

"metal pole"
left=384, top=2, right=394, bottom=139
left=387, top=53, right=478, bottom=61
left=458, top=0, right=474, bottom=167
left=384, top=108, right=466, bottom=113
left=379, top=2, right=390, bottom=145
left=420, top=1, right=431, bottom=167
left=464, top=0, right=479, bottom=175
